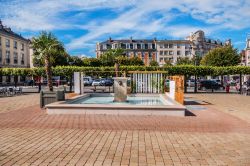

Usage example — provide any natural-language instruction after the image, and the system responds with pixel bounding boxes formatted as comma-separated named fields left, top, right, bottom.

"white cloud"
left=1, top=0, right=250, bottom=52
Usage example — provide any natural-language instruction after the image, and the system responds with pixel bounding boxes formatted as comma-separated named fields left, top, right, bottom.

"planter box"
left=40, top=90, right=65, bottom=108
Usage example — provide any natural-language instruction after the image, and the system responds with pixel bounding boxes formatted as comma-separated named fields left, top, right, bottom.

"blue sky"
left=1, top=0, right=250, bottom=57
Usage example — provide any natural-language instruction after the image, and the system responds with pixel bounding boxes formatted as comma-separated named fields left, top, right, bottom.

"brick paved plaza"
left=0, top=93, right=249, bottom=166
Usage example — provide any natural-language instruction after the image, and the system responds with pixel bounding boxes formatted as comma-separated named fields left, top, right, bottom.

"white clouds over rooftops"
left=0, top=0, right=249, bottom=55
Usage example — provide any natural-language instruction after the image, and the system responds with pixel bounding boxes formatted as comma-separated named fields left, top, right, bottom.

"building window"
left=137, top=44, right=141, bottom=49
left=145, top=44, right=148, bottom=49
left=169, top=44, right=173, bottom=48
left=148, top=52, right=152, bottom=58
left=21, top=43, right=24, bottom=51
left=185, top=51, right=189, bottom=56
left=159, top=51, right=163, bottom=55
left=152, top=44, right=155, bottom=49
left=164, top=51, right=168, bottom=55
left=130, top=43, right=133, bottom=49
left=164, top=44, right=168, bottom=48
left=14, top=52, right=18, bottom=64
left=21, top=54, right=25, bottom=65
left=159, top=44, right=163, bottom=48
left=169, top=51, right=173, bottom=55
left=141, top=44, right=145, bottom=49
left=126, top=43, right=130, bottom=49
left=121, top=43, right=126, bottom=49
left=113, top=43, right=118, bottom=49
left=177, top=51, right=181, bottom=55
left=103, top=44, right=107, bottom=49
left=6, top=51, right=10, bottom=64
left=0, top=37, right=1, bottom=46
left=160, top=58, right=163, bottom=62
left=148, top=43, right=152, bottom=49
left=0, top=49, right=2, bottom=63
left=14, top=41, right=18, bottom=49
left=6, top=39, right=10, bottom=47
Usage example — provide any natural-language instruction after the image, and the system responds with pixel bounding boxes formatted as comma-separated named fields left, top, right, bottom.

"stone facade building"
left=96, top=38, right=157, bottom=66
left=245, top=35, right=250, bottom=66
left=96, top=30, right=229, bottom=66
left=156, top=40, right=193, bottom=66
left=0, top=21, right=30, bottom=84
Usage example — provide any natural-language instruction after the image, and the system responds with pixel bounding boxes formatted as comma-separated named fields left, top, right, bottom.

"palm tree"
left=32, top=31, right=65, bottom=91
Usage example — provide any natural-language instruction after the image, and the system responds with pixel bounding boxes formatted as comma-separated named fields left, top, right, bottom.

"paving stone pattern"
left=0, top=93, right=249, bottom=166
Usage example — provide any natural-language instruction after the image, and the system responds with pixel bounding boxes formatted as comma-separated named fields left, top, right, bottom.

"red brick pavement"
left=0, top=97, right=250, bottom=165
left=0, top=104, right=249, bottom=133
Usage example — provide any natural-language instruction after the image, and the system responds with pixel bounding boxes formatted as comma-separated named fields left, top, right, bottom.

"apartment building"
left=96, top=38, right=157, bottom=66
left=156, top=40, right=193, bottom=66
left=96, top=30, right=228, bottom=66
left=0, top=20, right=30, bottom=83
left=245, top=35, right=250, bottom=66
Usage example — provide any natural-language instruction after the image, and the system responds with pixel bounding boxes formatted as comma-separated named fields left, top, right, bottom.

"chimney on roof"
left=109, top=37, right=112, bottom=42
left=153, top=37, right=157, bottom=42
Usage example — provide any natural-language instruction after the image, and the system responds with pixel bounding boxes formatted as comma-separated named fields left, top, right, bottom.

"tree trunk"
left=45, top=56, right=53, bottom=91
left=69, top=75, right=73, bottom=92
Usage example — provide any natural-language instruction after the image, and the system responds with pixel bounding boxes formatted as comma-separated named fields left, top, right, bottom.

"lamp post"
left=68, top=61, right=74, bottom=92
left=189, top=43, right=199, bottom=93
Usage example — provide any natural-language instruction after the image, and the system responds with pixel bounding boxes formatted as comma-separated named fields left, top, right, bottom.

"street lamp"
left=189, top=43, right=199, bottom=93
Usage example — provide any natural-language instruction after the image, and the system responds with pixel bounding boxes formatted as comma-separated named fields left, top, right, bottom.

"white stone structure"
left=245, top=35, right=250, bottom=66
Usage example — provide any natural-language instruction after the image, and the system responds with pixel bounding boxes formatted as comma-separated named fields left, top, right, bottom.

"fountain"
left=45, top=70, right=186, bottom=116
left=113, top=77, right=128, bottom=102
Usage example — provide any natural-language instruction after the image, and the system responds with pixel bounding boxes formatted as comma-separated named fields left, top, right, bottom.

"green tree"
left=68, top=56, right=84, bottom=66
left=100, top=48, right=125, bottom=66
left=32, top=31, right=65, bottom=91
left=163, top=59, right=173, bottom=67
left=128, top=57, right=144, bottom=66
left=201, top=46, right=240, bottom=66
left=176, top=57, right=193, bottom=65
left=33, top=49, right=68, bottom=67
left=149, top=60, right=159, bottom=66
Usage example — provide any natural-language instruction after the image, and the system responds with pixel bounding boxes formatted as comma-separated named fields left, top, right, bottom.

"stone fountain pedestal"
left=113, top=77, right=128, bottom=102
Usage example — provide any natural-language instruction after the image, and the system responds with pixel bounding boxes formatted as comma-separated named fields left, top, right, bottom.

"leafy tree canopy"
left=201, top=46, right=240, bottom=66
left=149, top=60, right=159, bottom=66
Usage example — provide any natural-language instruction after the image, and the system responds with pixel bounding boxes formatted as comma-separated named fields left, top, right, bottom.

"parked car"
left=211, top=79, right=221, bottom=85
left=83, top=76, right=93, bottom=86
left=92, top=79, right=101, bottom=86
left=24, top=80, right=34, bottom=86
left=100, top=78, right=114, bottom=86
left=198, top=80, right=223, bottom=90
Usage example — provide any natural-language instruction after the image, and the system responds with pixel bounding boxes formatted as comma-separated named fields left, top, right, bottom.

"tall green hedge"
left=0, top=65, right=250, bottom=77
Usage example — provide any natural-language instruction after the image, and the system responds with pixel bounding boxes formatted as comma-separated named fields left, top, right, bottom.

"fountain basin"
left=45, top=93, right=186, bottom=116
